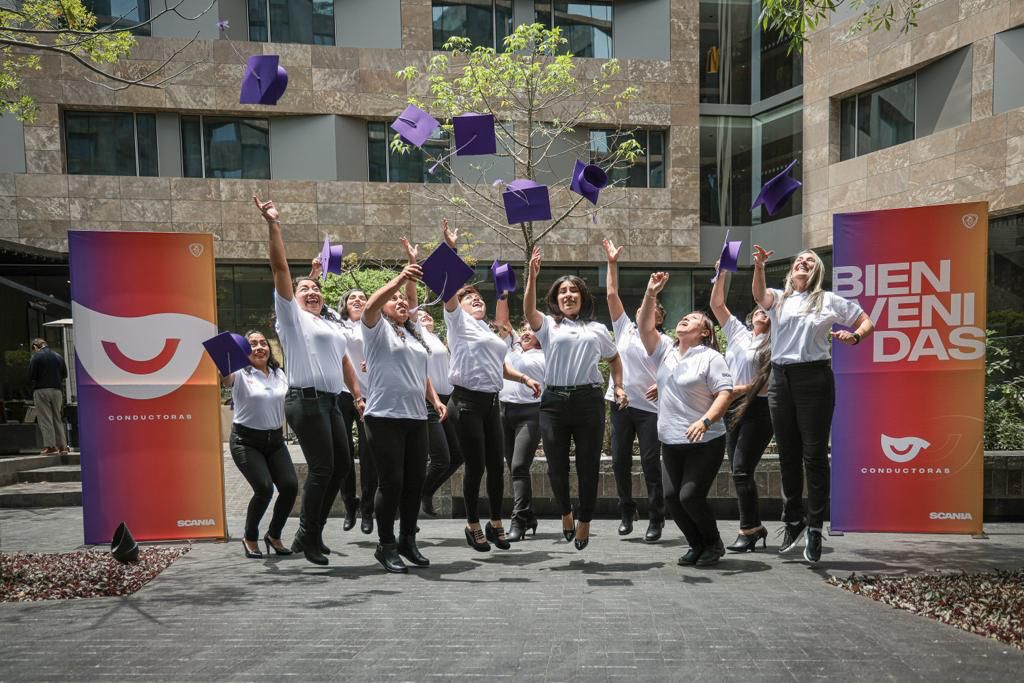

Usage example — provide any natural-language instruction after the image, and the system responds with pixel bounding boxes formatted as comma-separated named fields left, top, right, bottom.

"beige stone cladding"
left=803, top=0, right=1024, bottom=250
left=7, top=0, right=702, bottom=267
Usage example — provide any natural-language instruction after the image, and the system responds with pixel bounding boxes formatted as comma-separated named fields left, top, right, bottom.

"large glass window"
left=64, top=111, right=158, bottom=176
left=589, top=129, right=666, bottom=189
left=432, top=1, right=513, bottom=51
left=760, top=23, right=803, bottom=99
left=84, top=1, right=150, bottom=35
left=840, top=77, right=915, bottom=160
left=536, top=2, right=613, bottom=58
left=989, top=213, right=1024, bottom=377
left=699, top=0, right=752, bottom=104
left=181, top=116, right=270, bottom=179
left=368, top=122, right=450, bottom=183
left=700, top=116, right=752, bottom=226
left=247, top=0, right=335, bottom=45
left=753, top=100, right=802, bottom=222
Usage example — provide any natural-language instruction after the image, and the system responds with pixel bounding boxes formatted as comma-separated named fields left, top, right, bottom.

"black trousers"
left=725, top=396, right=774, bottom=530
left=768, top=361, right=835, bottom=530
left=284, top=390, right=351, bottom=535
left=448, top=386, right=505, bottom=524
left=609, top=405, right=664, bottom=524
left=501, top=401, right=541, bottom=526
left=539, top=386, right=605, bottom=523
left=338, top=392, right=377, bottom=518
left=422, top=394, right=464, bottom=500
left=363, top=416, right=428, bottom=544
left=662, top=436, right=725, bottom=551
left=229, top=424, right=298, bottom=542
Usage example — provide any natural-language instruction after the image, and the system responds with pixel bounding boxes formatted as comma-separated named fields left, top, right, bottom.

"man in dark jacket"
left=30, top=338, right=68, bottom=454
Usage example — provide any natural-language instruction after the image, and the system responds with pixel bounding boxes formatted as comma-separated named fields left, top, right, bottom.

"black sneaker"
left=804, top=528, right=823, bottom=562
left=778, top=521, right=806, bottom=554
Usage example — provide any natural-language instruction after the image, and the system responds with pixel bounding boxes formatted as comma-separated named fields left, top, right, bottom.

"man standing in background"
left=30, top=338, right=68, bottom=455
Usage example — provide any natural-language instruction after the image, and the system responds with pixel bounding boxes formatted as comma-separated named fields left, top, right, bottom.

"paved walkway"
left=1, top=504, right=1022, bottom=681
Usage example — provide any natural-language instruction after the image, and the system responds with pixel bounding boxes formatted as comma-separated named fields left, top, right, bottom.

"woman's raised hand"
left=253, top=195, right=279, bottom=222
left=752, top=244, right=774, bottom=268
left=647, top=271, right=670, bottom=295
left=401, top=237, right=419, bottom=263
left=442, top=217, right=458, bottom=249
left=528, top=246, right=542, bottom=279
left=602, top=238, right=623, bottom=263
left=399, top=262, right=423, bottom=283
left=309, top=256, right=323, bottom=279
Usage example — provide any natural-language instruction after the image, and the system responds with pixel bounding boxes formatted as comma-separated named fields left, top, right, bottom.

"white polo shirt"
left=231, top=367, right=288, bottom=431
left=723, top=316, right=769, bottom=397
left=444, top=305, right=507, bottom=393
left=360, top=316, right=429, bottom=420
left=339, top=319, right=367, bottom=397
left=604, top=313, right=667, bottom=413
left=422, top=327, right=454, bottom=396
left=766, top=288, right=864, bottom=364
left=535, top=314, right=617, bottom=387
left=274, top=292, right=349, bottom=393
left=651, top=339, right=733, bottom=445
left=500, top=345, right=545, bottom=405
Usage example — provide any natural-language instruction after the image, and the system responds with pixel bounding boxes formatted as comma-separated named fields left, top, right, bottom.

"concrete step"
left=0, top=481, right=82, bottom=508
left=17, top=465, right=82, bottom=483
left=0, top=454, right=62, bottom=485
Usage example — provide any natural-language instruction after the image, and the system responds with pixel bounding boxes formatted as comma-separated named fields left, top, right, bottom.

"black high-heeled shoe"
left=263, top=534, right=294, bottom=556
left=465, top=526, right=491, bottom=552
left=484, top=521, right=511, bottom=550
left=507, top=519, right=538, bottom=542
left=242, top=540, right=263, bottom=559
left=725, top=527, right=768, bottom=553
left=574, top=522, right=590, bottom=551
left=562, top=513, right=575, bottom=542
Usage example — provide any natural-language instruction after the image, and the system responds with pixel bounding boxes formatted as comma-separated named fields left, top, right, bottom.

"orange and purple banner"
left=70, top=231, right=226, bottom=544
left=831, top=203, right=987, bottom=534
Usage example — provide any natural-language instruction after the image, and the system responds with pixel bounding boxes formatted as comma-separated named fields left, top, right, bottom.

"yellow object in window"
left=706, top=46, right=720, bottom=74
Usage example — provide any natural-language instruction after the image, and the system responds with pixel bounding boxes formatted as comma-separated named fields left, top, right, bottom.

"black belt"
left=546, top=383, right=602, bottom=392
left=771, top=360, right=831, bottom=372
left=233, top=423, right=283, bottom=439
left=452, top=385, right=499, bottom=398
left=288, top=386, right=328, bottom=399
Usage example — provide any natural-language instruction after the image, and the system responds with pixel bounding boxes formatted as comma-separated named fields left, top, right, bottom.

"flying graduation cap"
left=569, top=160, right=609, bottom=205
left=502, top=179, right=552, bottom=224
left=751, top=159, right=801, bottom=216
left=420, top=242, right=475, bottom=306
left=390, top=105, right=440, bottom=148
left=202, top=331, right=253, bottom=376
left=710, top=230, right=743, bottom=283
left=320, top=235, right=343, bottom=279
left=452, top=113, right=497, bottom=156
left=239, top=54, right=289, bottom=105
left=491, top=260, right=517, bottom=297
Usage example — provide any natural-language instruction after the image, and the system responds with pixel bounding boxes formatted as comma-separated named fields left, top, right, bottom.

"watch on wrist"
left=852, top=332, right=861, bottom=345
left=702, top=417, right=712, bottom=429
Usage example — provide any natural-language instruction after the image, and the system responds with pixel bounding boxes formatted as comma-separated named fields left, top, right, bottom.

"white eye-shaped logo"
left=880, top=434, right=931, bottom=463
left=72, top=302, right=217, bottom=400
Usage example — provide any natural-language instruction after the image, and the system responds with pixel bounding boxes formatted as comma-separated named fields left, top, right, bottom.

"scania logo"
left=177, top=518, right=216, bottom=527
left=929, top=512, right=973, bottom=520
left=880, top=434, right=930, bottom=463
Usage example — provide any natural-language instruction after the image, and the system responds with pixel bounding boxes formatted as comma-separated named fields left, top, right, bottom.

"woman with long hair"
left=254, top=196, right=363, bottom=566
left=223, top=330, right=297, bottom=559
left=523, top=247, right=627, bottom=551
left=360, top=255, right=448, bottom=573
left=638, top=272, right=734, bottom=566
left=602, top=238, right=667, bottom=543
left=752, top=246, right=874, bottom=562
left=709, top=263, right=773, bottom=552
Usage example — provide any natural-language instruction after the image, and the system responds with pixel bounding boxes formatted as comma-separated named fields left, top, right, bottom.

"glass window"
left=840, top=77, right=915, bottom=160
left=84, top=1, right=150, bottom=35
left=699, top=0, right=752, bottom=104
left=64, top=111, right=158, bottom=177
left=248, top=0, right=335, bottom=45
left=432, top=1, right=513, bottom=51
left=180, top=116, right=270, bottom=179
left=367, top=122, right=451, bottom=183
left=753, top=101, right=802, bottom=223
left=700, top=116, right=752, bottom=226
left=989, top=213, right=1024, bottom=377
left=536, top=2, right=613, bottom=58
left=760, top=23, right=802, bottom=99
left=589, top=129, right=666, bottom=188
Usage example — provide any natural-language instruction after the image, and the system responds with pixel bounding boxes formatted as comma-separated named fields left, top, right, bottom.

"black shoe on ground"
left=360, top=516, right=374, bottom=535
left=677, top=546, right=703, bottom=565
left=420, top=495, right=437, bottom=518
left=618, top=509, right=638, bottom=536
left=293, top=526, right=328, bottom=566
left=374, top=542, right=408, bottom=573
left=778, top=521, right=807, bottom=554
left=804, top=528, right=823, bottom=562
left=696, top=538, right=726, bottom=566
left=644, top=521, right=663, bottom=543
left=397, top=534, right=430, bottom=567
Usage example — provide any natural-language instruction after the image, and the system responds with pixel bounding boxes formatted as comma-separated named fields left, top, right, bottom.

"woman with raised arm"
left=440, top=226, right=541, bottom=553
left=709, top=262, right=774, bottom=553
left=751, top=246, right=874, bottom=562
left=254, top=196, right=362, bottom=566
left=496, top=295, right=545, bottom=542
left=638, top=272, right=734, bottom=566
left=602, top=238, right=667, bottom=543
left=360, top=255, right=447, bottom=573
left=523, top=247, right=627, bottom=551
left=223, top=330, right=297, bottom=559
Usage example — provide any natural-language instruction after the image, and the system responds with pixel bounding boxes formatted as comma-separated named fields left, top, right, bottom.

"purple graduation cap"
left=390, top=104, right=440, bottom=148
left=421, top=242, right=475, bottom=304
left=453, top=113, right=497, bottom=156
left=202, top=331, right=253, bottom=376
left=491, top=260, right=517, bottom=297
left=711, top=230, right=743, bottom=283
left=569, top=160, right=609, bottom=205
left=751, top=159, right=801, bottom=216
left=240, top=54, right=289, bottom=105
left=320, top=235, right=344, bottom=279
left=502, top=179, right=552, bottom=224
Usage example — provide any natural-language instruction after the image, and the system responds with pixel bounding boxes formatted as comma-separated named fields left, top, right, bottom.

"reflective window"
left=180, top=116, right=271, bottom=179
left=840, top=77, right=915, bottom=160
left=760, top=24, right=802, bottom=99
left=754, top=100, right=802, bottom=223
left=536, top=2, right=613, bottom=58
left=700, top=116, right=752, bottom=226
left=989, top=212, right=1024, bottom=377
left=84, top=1, right=150, bottom=35
left=432, top=1, right=512, bottom=51
left=367, top=122, right=451, bottom=183
left=699, top=0, right=752, bottom=104
left=589, top=129, right=666, bottom=189
left=247, top=0, right=335, bottom=45
left=64, top=111, right=158, bottom=176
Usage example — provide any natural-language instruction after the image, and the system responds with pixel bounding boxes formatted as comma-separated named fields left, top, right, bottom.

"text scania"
left=833, top=259, right=985, bottom=363
left=177, top=519, right=216, bottom=527
left=929, top=512, right=973, bottom=520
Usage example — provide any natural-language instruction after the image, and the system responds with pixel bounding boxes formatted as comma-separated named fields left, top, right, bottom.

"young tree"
left=393, top=23, right=643, bottom=265
left=760, top=0, right=924, bottom=52
left=1, top=0, right=215, bottom=122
